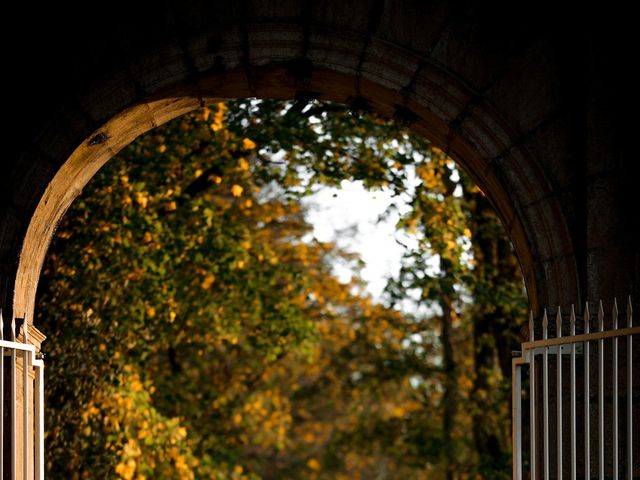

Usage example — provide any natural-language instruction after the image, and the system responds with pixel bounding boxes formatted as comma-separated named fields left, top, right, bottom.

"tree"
left=37, top=99, right=526, bottom=479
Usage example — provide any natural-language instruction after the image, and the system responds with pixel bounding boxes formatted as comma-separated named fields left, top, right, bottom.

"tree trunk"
left=441, top=292, right=457, bottom=480
left=466, top=185, right=524, bottom=469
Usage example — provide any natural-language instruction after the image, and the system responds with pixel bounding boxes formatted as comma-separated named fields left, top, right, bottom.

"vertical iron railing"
left=0, top=309, right=45, bottom=480
left=513, top=297, right=637, bottom=479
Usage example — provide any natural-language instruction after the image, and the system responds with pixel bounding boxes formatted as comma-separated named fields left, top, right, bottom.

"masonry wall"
left=2, top=1, right=638, bottom=320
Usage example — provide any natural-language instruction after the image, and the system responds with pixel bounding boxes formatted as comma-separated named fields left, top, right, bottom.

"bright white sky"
left=302, top=179, right=415, bottom=302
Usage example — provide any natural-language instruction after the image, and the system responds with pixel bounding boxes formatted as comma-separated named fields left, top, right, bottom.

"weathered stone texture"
left=0, top=0, right=637, bottom=324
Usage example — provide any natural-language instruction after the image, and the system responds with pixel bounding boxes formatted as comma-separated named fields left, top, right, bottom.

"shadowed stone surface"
left=1, top=0, right=637, bottom=326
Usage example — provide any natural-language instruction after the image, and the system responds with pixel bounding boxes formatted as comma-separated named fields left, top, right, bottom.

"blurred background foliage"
left=36, top=99, right=526, bottom=479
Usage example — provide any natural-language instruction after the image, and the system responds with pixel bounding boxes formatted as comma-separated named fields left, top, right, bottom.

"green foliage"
left=37, top=100, right=525, bottom=479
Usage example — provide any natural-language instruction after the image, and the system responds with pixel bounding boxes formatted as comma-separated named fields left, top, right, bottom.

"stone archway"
left=12, top=66, right=562, bottom=323
left=2, top=0, right=637, bottom=328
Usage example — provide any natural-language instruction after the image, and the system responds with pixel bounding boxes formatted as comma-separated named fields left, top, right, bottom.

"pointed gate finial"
left=10, top=312, right=15, bottom=341
left=584, top=301, right=590, bottom=334
left=598, top=300, right=604, bottom=332
left=570, top=304, right=576, bottom=336
left=529, top=310, right=534, bottom=341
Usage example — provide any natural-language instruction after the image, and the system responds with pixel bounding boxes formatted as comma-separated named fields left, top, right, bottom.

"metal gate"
left=0, top=310, right=44, bottom=480
left=512, top=298, right=637, bottom=479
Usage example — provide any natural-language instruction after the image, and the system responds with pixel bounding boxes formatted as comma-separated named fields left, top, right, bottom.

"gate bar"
left=627, top=297, right=633, bottom=478
left=570, top=306, right=576, bottom=480
left=556, top=308, right=563, bottom=480
left=598, top=301, right=604, bottom=479
left=543, top=310, right=549, bottom=480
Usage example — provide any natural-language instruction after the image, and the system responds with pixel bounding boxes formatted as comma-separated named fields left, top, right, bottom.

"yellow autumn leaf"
left=459, top=376, right=473, bottom=390
left=307, top=458, right=321, bottom=470
left=391, top=405, right=405, bottom=417
left=231, top=185, right=243, bottom=197
left=463, top=227, right=472, bottom=238
left=202, top=106, right=210, bottom=121
left=238, top=158, right=249, bottom=170
left=115, top=459, right=136, bottom=480
left=123, top=438, right=141, bottom=457
left=242, top=138, right=257, bottom=150
left=134, top=192, right=148, bottom=208
left=157, top=144, right=167, bottom=153
left=146, top=306, right=156, bottom=318
left=174, top=454, right=188, bottom=471
left=131, top=378, right=144, bottom=392
left=201, top=274, right=215, bottom=290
